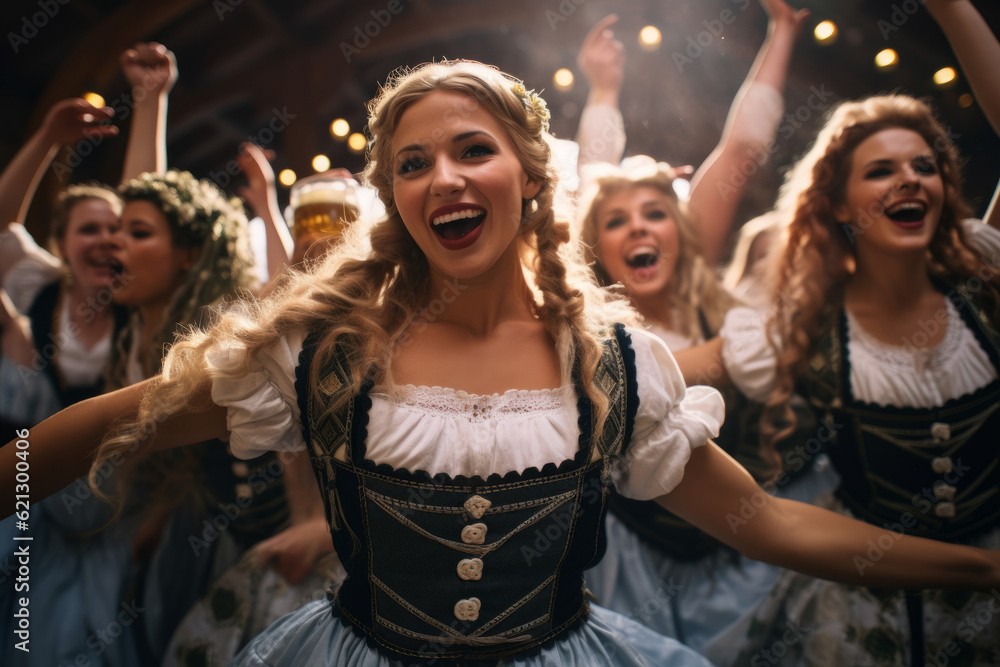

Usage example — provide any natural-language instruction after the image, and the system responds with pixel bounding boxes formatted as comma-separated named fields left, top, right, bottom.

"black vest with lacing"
left=802, top=282, right=1000, bottom=543
left=295, top=324, right=638, bottom=664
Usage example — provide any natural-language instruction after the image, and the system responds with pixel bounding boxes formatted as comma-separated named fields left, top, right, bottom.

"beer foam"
left=297, top=187, right=352, bottom=206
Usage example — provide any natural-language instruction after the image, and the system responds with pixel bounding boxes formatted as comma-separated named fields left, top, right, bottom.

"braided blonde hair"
left=90, top=61, right=635, bottom=506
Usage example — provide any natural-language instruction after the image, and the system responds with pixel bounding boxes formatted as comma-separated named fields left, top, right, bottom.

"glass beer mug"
left=288, top=173, right=361, bottom=261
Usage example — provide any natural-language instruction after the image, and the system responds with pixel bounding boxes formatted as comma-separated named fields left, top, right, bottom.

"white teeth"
left=627, top=245, right=659, bottom=261
left=887, top=201, right=926, bottom=214
left=432, top=209, right=484, bottom=226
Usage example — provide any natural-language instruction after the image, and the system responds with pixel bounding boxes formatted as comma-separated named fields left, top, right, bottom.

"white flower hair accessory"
left=511, top=83, right=551, bottom=134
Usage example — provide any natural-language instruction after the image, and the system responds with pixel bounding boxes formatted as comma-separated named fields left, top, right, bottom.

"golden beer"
left=291, top=186, right=360, bottom=242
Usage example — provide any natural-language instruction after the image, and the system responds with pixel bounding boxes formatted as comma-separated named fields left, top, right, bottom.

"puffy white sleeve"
left=611, top=327, right=725, bottom=500
left=962, top=217, right=1000, bottom=259
left=0, top=223, right=63, bottom=312
left=208, top=330, right=307, bottom=459
left=720, top=306, right=778, bottom=403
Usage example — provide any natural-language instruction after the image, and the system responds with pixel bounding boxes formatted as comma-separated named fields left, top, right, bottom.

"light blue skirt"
left=234, top=599, right=716, bottom=666
left=584, top=457, right=840, bottom=655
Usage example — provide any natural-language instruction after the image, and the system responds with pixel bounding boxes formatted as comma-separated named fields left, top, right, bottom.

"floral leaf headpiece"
left=511, top=83, right=551, bottom=134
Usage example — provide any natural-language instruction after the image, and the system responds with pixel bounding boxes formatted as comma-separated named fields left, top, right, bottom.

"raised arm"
left=0, top=99, right=117, bottom=232
left=925, top=0, right=1000, bottom=136
left=924, top=0, right=1000, bottom=229
left=687, top=0, right=809, bottom=265
left=575, top=14, right=627, bottom=168
left=2, top=377, right=227, bottom=513
left=659, top=442, right=1000, bottom=590
left=119, top=42, right=177, bottom=184
left=237, top=143, right=293, bottom=282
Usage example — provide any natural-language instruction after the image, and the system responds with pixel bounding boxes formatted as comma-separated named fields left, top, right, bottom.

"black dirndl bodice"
left=294, top=325, right=638, bottom=664
left=802, top=283, right=1000, bottom=543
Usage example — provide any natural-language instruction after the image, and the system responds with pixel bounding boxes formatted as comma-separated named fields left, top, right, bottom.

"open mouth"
left=624, top=246, right=660, bottom=269
left=885, top=201, right=927, bottom=224
left=107, top=257, right=125, bottom=278
left=432, top=208, right=487, bottom=242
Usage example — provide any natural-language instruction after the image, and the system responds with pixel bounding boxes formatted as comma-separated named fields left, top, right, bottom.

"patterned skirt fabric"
left=702, top=495, right=1000, bottom=667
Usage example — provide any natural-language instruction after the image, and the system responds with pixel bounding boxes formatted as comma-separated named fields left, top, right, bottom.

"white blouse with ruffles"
left=721, top=219, right=1000, bottom=408
left=209, top=326, right=724, bottom=502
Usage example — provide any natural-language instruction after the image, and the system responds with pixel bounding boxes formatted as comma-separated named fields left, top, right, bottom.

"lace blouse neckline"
left=371, top=384, right=568, bottom=420
left=844, top=297, right=962, bottom=373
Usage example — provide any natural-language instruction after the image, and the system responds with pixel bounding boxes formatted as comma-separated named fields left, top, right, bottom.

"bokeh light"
left=934, top=67, right=957, bottom=87
left=875, top=49, right=898, bottom=69
left=312, top=154, right=330, bottom=172
left=553, top=68, right=574, bottom=91
left=814, top=21, right=838, bottom=45
left=639, top=26, right=662, bottom=51
left=347, top=132, right=367, bottom=153
left=278, top=169, right=297, bottom=186
left=330, top=118, right=350, bottom=138
left=82, top=92, right=105, bottom=108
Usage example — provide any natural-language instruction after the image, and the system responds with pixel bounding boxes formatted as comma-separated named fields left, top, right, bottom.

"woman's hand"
left=38, top=98, right=118, bottom=147
left=252, top=516, right=333, bottom=584
left=578, top=14, right=624, bottom=106
left=120, top=42, right=178, bottom=99
left=760, top=0, right=810, bottom=33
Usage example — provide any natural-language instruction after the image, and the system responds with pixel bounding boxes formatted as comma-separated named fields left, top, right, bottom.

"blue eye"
left=397, top=157, right=427, bottom=175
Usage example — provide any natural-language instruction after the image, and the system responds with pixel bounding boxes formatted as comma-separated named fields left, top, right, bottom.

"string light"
left=814, top=21, right=838, bottom=45
left=330, top=119, right=350, bottom=138
left=347, top=133, right=367, bottom=153
left=934, top=67, right=957, bottom=87
left=312, top=155, right=330, bottom=172
left=278, top=169, right=297, bottom=186
left=553, top=68, right=574, bottom=91
left=638, top=26, right=662, bottom=51
left=875, top=49, right=898, bottom=70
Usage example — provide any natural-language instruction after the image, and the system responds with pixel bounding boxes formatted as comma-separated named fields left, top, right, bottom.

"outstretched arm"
left=0, top=99, right=117, bottom=233
left=2, top=377, right=227, bottom=513
left=687, top=0, right=809, bottom=265
left=924, top=0, right=1000, bottom=229
left=659, top=443, right=999, bottom=589
left=575, top=14, right=627, bottom=167
left=120, top=42, right=177, bottom=183
left=237, top=143, right=292, bottom=281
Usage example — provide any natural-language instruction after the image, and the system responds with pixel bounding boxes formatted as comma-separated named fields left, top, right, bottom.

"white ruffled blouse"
left=209, top=327, right=724, bottom=502
left=721, top=219, right=1000, bottom=408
